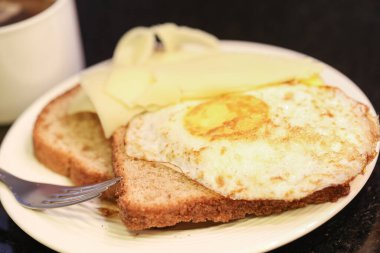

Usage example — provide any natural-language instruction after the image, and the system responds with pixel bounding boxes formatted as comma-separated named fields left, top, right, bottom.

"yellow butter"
left=81, top=67, right=143, bottom=138
left=105, top=66, right=154, bottom=107
left=73, top=23, right=322, bottom=137
left=153, top=23, right=219, bottom=52
left=112, top=27, right=155, bottom=66
left=105, top=51, right=321, bottom=108
left=67, top=88, right=96, bottom=114
left=155, top=52, right=321, bottom=99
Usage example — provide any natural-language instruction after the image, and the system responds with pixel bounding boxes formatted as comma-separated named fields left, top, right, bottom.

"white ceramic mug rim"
left=0, top=0, right=65, bottom=34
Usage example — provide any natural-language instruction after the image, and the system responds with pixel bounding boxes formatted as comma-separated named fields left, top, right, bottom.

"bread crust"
left=33, top=85, right=116, bottom=199
left=112, top=126, right=351, bottom=231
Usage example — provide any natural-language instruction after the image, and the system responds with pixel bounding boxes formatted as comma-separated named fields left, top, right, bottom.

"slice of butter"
left=106, top=51, right=322, bottom=108
left=67, top=88, right=96, bottom=114
left=81, top=67, right=143, bottom=138
left=134, top=78, right=182, bottom=107
left=155, top=52, right=322, bottom=99
left=153, top=23, right=219, bottom=52
left=113, top=27, right=155, bottom=66
left=105, top=66, right=154, bottom=107
left=73, top=24, right=322, bottom=137
left=105, top=51, right=210, bottom=107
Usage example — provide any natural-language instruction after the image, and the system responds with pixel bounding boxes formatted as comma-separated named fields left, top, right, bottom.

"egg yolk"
left=184, top=94, right=269, bottom=140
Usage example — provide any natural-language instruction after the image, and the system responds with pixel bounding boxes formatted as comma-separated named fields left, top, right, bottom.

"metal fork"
left=0, top=168, right=121, bottom=209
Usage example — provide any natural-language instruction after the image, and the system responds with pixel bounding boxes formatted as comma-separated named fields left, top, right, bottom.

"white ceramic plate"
left=0, top=41, right=378, bottom=253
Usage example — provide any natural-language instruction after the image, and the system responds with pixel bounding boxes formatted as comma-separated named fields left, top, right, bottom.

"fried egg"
left=125, top=83, right=379, bottom=200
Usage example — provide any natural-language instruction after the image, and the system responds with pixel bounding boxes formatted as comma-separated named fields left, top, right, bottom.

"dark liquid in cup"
left=0, top=0, right=55, bottom=27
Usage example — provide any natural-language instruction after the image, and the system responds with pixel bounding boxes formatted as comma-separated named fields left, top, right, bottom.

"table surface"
left=1, top=0, right=380, bottom=252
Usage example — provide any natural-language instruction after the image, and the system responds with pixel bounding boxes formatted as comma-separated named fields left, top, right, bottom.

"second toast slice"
left=33, top=85, right=116, bottom=199
left=112, top=126, right=350, bottom=230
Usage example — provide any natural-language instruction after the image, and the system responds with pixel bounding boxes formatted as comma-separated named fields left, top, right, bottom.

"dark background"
left=1, top=0, right=379, bottom=252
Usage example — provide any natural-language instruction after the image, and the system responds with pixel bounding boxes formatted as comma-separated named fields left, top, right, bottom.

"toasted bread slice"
left=31, top=85, right=370, bottom=231
left=33, top=85, right=116, bottom=199
left=112, top=126, right=351, bottom=231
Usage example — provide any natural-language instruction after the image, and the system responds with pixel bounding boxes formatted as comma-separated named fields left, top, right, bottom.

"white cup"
left=0, top=0, right=84, bottom=124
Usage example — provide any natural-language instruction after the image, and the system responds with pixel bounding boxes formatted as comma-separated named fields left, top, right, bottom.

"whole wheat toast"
left=112, top=126, right=351, bottom=230
left=33, top=85, right=360, bottom=230
left=33, top=85, right=116, bottom=199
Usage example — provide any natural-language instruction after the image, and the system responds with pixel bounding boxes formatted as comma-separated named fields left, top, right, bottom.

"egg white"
left=125, top=83, right=379, bottom=200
